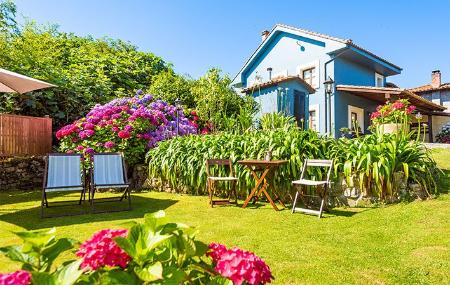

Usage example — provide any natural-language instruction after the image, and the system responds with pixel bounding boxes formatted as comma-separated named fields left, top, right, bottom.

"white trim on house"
left=375, top=72, right=384, bottom=87
left=309, top=104, right=320, bottom=131
left=296, top=60, right=320, bottom=88
left=348, top=105, right=364, bottom=131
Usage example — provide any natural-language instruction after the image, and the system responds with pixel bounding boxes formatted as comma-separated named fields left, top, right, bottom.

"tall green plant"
left=146, top=129, right=332, bottom=197
left=337, top=133, right=439, bottom=198
left=259, top=112, right=297, bottom=131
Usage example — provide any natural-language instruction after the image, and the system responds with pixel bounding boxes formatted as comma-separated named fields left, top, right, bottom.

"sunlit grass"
left=0, top=149, right=449, bottom=284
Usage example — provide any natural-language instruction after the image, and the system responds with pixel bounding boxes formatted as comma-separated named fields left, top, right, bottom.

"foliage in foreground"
left=0, top=211, right=273, bottom=285
left=147, top=129, right=440, bottom=200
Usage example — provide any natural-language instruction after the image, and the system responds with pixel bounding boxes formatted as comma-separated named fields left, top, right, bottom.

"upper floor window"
left=375, top=73, right=384, bottom=87
left=303, top=67, right=316, bottom=86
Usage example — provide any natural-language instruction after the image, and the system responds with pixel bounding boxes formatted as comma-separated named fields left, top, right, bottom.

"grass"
left=0, top=150, right=449, bottom=284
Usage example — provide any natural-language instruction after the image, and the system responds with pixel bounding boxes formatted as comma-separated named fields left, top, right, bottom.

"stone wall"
left=0, top=156, right=45, bottom=191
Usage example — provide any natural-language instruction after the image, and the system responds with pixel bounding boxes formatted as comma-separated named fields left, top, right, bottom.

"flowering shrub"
left=184, top=108, right=212, bottom=134
left=0, top=211, right=273, bottom=285
left=436, top=122, right=450, bottom=144
left=0, top=270, right=31, bottom=285
left=76, top=229, right=130, bottom=270
left=57, top=91, right=197, bottom=164
left=208, top=243, right=273, bottom=285
left=370, top=99, right=416, bottom=124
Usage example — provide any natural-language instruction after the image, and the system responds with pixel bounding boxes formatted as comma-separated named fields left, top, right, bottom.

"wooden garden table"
left=238, top=160, right=288, bottom=211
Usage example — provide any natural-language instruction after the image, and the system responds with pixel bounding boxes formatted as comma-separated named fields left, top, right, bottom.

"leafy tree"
left=0, top=4, right=169, bottom=128
left=190, top=68, right=257, bottom=130
left=147, top=69, right=195, bottom=107
left=0, top=0, right=17, bottom=34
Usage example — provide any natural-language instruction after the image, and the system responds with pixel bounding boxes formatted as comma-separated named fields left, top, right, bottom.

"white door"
left=348, top=105, right=364, bottom=132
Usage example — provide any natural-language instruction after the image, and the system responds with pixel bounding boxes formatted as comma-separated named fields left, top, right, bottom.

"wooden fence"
left=0, top=114, right=52, bottom=156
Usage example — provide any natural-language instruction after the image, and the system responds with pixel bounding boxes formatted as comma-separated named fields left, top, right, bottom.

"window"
left=308, top=104, right=319, bottom=132
left=309, top=110, right=317, bottom=131
left=348, top=105, right=364, bottom=133
left=297, top=60, right=320, bottom=88
left=303, top=67, right=316, bottom=86
left=375, top=73, right=384, bottom=87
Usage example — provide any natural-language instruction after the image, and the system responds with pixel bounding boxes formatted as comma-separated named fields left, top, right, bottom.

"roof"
left=336, top=84, right=446, bottom=112
left=241, top=75, right=316, bottom=94
left=276, top=24, right=402, bottom=71
left=408, top=83, right=450, bottom=93
left=233, top=24, right=401, bottom=84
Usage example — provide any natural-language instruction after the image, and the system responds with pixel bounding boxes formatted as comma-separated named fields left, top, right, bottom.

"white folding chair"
left=292, top=159, right=333, bottom=218
left=90, top=153, right=131, bottom=213
left=41, top=153, right=86, bottom=218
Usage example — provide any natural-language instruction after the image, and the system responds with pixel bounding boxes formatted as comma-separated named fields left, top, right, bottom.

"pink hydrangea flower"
left=83, top=122, right=95, bottom=130
left=76, top=145, right=85, bottom=151
left=76, top=229, right=130, bottom=270
left=0, top=270, right=31, bottom=285
left=104, top=141, right=115, bottom=149
left=208, top=243, right=273, bottom=285
left=118, top=130, right=131, bottom=139
left=84, top=147, right=95, bottom=154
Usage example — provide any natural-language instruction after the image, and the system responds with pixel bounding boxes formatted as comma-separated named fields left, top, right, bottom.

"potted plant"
left=370, top=99, right=416, bottom=135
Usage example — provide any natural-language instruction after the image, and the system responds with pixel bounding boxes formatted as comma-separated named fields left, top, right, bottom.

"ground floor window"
left=348, top=105, right=364, bottom=133
left=309, top=104, right=319, bottom=131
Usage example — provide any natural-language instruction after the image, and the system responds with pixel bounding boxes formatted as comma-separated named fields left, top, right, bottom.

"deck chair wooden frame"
left=292, top=159, right=333, bottom=218
left=41, top=153, right=87, bottom=218
left=206, top=159, right=238, bottom=207
left=90, top=153, right=131, bottom=214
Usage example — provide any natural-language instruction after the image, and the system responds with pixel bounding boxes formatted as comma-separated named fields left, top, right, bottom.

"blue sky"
left=14, top=0, right=450, bottom=87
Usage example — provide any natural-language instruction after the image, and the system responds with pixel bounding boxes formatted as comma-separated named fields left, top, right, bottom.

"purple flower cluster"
left=57, top=91, right=197, bottom=164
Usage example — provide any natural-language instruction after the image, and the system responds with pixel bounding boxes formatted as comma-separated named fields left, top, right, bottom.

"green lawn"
left=0, top=150, right=449, bottom=284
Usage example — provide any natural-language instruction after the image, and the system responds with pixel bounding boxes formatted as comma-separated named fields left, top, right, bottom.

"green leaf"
left=56, top=260, right=83, bottom=285
left=134, top=262, right=163, bottom=282
left=98, top=270, right=138, bottom=285
left=31, top=272, right=57, bottom=285
left=41, top=238, right=78, bottom=270
left=209, top=276, right=233, bottom=285
left=114, top=236, right=136, bottom=258
left=15, top=228, right=56, bottom=248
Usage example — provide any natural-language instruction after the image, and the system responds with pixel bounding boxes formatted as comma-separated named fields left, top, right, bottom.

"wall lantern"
left=323, top=77, right=334, bottom=95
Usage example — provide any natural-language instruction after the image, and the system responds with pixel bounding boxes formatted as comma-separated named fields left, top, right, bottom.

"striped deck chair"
left=90, top=153, right=131, bottom=213
left=41, top=153, right=86, bottom=218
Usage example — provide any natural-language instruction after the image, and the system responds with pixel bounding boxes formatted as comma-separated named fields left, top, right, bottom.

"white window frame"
left=309, top=104, right=320, bottom=132
left=296, top=60, right=320, bottom=88
left=375, top=73, right=384, bottom=87
left=348, top=105, right=364, bottom=132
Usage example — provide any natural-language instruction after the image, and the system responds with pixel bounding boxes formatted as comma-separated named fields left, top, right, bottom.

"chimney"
left=431, top=70, right=441, bottom=88
left=267, top=67, right=272, bottom=80
left=261, top=30, right=270, bottom=42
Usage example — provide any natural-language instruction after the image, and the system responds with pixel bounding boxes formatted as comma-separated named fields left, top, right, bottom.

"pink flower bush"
left=0, top=270, right=31, bottom=285
left=76, top=229, right=130, bottom=270
left=208, top=243, right=273, bottom=285
left=371, top=99, right=417, bottom=125
left=57, top=92, right=198, bottom=164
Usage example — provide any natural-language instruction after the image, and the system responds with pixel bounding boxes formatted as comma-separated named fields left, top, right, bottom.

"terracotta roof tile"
left=242, top=75, right=316, bottom=94
left=408, top=83, right=450, bottom=93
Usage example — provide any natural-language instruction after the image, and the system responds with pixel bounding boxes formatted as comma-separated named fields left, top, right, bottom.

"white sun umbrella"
left=0, top=68, right=56, bottom=94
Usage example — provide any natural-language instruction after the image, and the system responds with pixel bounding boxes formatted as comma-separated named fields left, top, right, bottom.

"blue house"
left=232, top=24, right=445, bottom=139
